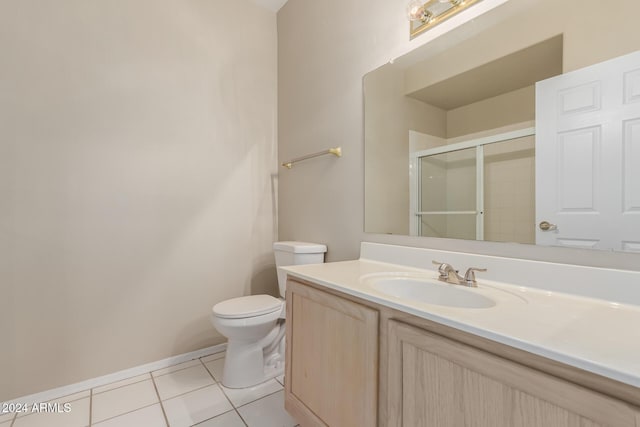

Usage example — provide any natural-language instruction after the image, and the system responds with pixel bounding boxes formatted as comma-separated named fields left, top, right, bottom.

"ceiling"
left=250, top=0, right=289, bottom=12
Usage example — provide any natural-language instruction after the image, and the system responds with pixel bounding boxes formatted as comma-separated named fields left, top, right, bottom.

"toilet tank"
left=273, top=241, right=327, bottom=297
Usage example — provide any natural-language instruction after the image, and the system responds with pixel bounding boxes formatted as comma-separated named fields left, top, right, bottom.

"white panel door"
left=536, top=50, right=640, bottom=251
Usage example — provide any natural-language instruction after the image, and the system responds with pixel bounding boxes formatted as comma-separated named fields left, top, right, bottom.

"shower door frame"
left=410, top=127, right=535, bottom=238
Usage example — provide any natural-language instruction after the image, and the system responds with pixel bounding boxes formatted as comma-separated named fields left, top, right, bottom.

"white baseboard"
left=4, top=343, right=227, bottom=406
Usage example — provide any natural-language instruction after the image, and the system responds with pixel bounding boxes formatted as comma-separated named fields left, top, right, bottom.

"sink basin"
left=362, top=274, right=496, bottom=309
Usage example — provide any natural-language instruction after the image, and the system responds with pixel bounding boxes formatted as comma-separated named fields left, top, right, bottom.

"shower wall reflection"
left=411, top=130, right=534, bottom=244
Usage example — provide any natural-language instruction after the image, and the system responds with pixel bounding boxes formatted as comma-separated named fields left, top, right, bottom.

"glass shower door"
left=417, top=146, right=482, bottom=240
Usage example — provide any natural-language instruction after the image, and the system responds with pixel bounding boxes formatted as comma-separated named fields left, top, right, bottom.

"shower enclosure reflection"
left=410, top=129, right=535, bottom=244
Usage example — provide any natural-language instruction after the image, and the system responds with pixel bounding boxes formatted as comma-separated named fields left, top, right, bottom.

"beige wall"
left=277, top=0, right=640, bottom=270
left=446, top=85, right=535, bottom=138
left=364, top=65, right=445, bottom=235
left=0, top=0, right=277, bottom=400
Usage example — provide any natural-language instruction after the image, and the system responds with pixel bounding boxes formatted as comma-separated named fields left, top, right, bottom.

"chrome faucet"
left=432, top=261, right=486, bottom=287
left=432, top=261, right=463, bottom=285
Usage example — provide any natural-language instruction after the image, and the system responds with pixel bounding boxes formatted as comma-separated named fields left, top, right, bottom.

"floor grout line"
left=150, top=376, right=170, bottom=427
left=92, top=374, right=151, bottom=396
left=161, top=381, right=219, bottom=404
left=151, top=361, right=204, bottom=380
left=198, top=358, right=249, bottom=426
left=234, top=407, right=250, bottom=427
left=220, top=380, right=285, bottom=409
left=199, top=358, right=221, bottom=384
left=235, top=389, right=283, bottom=409
left=92, top=365, right=217, bottom=405
left=89, top=388, right=93, bottom=426
left=188, top=408, right=244, bottom=427
left=91, top=402, right=158, bottom=426
left=199, top=350, right=227, bottom=363
left=149, top=360, right=221, bottom=404
left=217, top=386, right=249, bottom=427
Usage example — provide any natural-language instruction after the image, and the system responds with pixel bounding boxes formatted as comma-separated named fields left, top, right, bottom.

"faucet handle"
left=432, top=260, right=452, bottom=277
left=463, top=267, right=487, bottom=287
left=432, top=261, right=461, bottom=283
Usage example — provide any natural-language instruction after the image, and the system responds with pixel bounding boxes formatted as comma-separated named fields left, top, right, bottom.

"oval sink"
left=365, top=276, right=496, bottom=309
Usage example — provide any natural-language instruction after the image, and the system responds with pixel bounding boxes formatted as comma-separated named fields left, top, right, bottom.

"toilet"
left=210, top=241, right=327, bottom=389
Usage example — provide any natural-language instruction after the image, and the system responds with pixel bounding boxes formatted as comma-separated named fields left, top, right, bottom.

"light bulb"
left=406, top=0, right=426, bottom=21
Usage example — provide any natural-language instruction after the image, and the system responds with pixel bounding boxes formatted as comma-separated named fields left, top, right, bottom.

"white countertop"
left=281, top=258, right=640, bottom=388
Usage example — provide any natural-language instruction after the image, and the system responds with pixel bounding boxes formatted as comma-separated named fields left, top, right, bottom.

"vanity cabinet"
left=386, top=320, right=640, bottom=427
left=285, top=278, right=640, bottom=427
left=284, top=279, right=379, bottom=427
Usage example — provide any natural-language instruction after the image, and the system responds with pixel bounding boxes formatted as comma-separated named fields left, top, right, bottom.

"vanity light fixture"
left=406, top=0, right=432, bottom=23
left=407, top=0, right=482, bottom=39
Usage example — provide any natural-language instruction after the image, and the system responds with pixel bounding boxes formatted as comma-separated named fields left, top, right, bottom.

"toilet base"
left=221, top=335, right=285, bottom=389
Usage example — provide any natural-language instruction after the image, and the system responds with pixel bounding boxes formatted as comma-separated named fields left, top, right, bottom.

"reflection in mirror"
left=417, top=145, right=479, bottom=240
left=364, top=0, right=640, bottom=253
left=411, top=129, right=535, bottom=244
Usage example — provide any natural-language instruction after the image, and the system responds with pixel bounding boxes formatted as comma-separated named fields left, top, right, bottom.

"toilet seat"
left=213, top=295, right=282, bottom=319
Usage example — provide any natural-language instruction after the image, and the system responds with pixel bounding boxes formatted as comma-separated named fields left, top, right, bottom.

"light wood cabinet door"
left=387, top=320, right=640, bottom=427
left=285, top=280, right=379, bottom=427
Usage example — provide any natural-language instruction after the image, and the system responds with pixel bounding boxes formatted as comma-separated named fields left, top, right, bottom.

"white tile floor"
left=2, top=351, right=298, bottom=427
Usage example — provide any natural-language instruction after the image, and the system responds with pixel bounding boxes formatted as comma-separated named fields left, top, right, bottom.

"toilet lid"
left=212, top=295, right=283, bottom=319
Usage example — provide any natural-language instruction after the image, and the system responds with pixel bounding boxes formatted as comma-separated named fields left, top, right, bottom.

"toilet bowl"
left=210, top=241, right=326, bottom=389
left=211, top=295, right=285, bottom=388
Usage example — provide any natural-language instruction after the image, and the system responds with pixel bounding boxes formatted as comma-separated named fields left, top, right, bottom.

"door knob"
left=539, top=221, right=557, bottom=231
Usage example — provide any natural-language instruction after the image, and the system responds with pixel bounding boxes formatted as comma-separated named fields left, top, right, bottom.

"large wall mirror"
left=364, top=0, right=640, bottom=253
